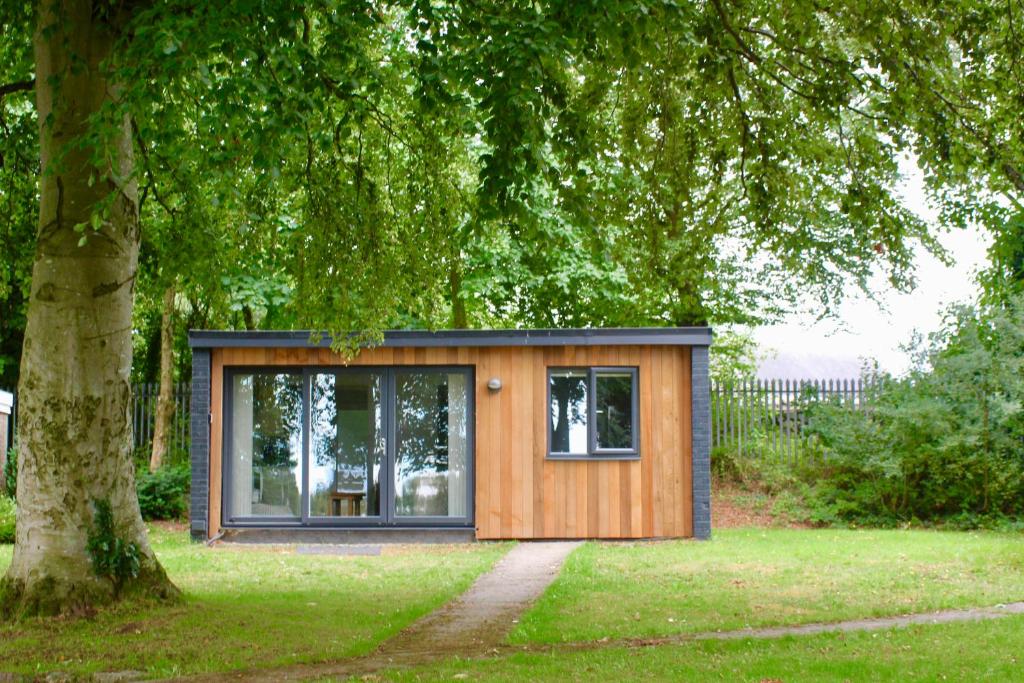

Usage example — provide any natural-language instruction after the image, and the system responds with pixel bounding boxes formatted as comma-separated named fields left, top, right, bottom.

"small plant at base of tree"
left=86, top=499, right=141, bottom=598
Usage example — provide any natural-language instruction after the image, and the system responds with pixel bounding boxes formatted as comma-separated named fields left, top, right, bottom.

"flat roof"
left=188, top=327, right=713, bottom=349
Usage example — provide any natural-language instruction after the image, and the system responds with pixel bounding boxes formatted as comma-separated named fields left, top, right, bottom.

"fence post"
left=0, top=390, right=12, bottom=492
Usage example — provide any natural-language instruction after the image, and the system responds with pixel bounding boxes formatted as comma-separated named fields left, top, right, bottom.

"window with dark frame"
left=223, top=366, right=474, bottom=526
left=547, top=367, right=639, bottom=458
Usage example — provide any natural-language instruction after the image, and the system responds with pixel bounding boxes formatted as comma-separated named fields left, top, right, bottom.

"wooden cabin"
left=188, top=329, right=712, bottom=542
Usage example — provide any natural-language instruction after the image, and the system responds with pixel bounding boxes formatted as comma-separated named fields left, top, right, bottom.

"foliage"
left=85, top=500, right=141, bottom=596
left=0, top=4, right=36, bottom=390
left=0, top=496, right=13, bottom=544
left=5, top=0, right=999, bottom=373
left=801, top=298, right=1024, bottom=527
left=135, top=465, right=190, bottom=521
left=709, top=329, right=762, bottom=384
left=2, top=448, right=13, bottom=499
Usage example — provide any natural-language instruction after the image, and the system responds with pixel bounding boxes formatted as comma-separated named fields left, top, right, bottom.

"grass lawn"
left=510, top=528, right=1024, bottom=645
left=380, top=613, right=1024, bottom=681
left=0, top=527, right=509, bottom=678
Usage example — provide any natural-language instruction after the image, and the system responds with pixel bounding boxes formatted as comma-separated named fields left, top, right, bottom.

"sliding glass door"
left=309, top=372, right=385, bottom=520
left=224, top=366, right=472, bottom=527
left=393, top=370, right=470, bottom=521
left=226, top=372, right=303, bottom=521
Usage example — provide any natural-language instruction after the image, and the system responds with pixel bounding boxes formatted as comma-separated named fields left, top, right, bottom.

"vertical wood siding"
left=206, top=344, right=693, bottom=539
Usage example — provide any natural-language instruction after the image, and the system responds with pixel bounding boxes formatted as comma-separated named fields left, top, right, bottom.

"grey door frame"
left=221, top=364, right=475, bottom=529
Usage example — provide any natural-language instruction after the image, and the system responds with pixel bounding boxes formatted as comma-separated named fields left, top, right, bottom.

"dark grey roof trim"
left=188, top=327, right=713, bottom=349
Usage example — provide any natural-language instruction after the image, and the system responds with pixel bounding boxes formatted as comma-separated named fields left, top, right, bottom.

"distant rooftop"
left=756, top=352, right=863, bottom=381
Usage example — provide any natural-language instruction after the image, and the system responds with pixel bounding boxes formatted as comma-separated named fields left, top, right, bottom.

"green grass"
left=510, top=528, right=1024, bottom=644
left=379, top=614, right=1024, bottom=681
left=0, top=528, right=509, bottom=678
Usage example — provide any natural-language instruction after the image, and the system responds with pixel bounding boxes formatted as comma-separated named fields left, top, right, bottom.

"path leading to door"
left=170, top=543, right=1024, bottom=683
left=376, top=540, right=582, bottom=661
left=186, top=540, right=580, bottom=683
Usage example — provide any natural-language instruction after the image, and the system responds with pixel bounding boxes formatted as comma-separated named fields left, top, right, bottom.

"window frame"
left=546, top=366, right=640, bottom=460
left=221, top=365, right=475, bottom=529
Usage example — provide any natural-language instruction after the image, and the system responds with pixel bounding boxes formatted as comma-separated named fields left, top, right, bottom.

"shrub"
left=801, top=299, right=1024, bottom=527
left=0, top=495, right=14, bottom=544
left=86, top=498, right=139, bottom=596
left=136, top=464, right=190, bottom=521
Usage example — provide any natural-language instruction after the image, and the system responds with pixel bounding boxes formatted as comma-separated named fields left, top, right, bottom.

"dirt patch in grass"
left=147, top=520, right=188, bottom=534
left=713, top=481, right=812, bottom=529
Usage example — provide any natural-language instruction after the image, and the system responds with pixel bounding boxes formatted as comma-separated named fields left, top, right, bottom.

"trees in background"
left=1, top=0, right=1023, bottom=616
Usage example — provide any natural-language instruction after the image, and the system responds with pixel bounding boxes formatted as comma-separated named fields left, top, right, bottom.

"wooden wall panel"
left=208, top=351, right=223, bottom=537
left=207, top=344, right=694, bottom=539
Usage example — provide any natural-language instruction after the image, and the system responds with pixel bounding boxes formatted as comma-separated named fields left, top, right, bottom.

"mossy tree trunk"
left=0, top=0, right=178, bottom=618
left=149, top=281, right=176, bottom=472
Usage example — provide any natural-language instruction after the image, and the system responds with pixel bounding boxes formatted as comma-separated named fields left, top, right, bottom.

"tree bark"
left=149, top=282, right=176, bottom=472
left=0, top=0, right=178, bottom=618
left=449, top=259, right=467, bottom=329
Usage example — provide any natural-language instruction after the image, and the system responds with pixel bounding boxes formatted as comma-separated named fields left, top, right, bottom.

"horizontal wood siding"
left=207, top=344, right=693, bottom=539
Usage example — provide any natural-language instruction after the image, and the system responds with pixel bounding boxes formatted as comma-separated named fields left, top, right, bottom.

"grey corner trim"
left=189, top=348, right=211, bottom=542
left=691, top=346, right=712, bottom=540
left=188, top=327, right=713, bottom=350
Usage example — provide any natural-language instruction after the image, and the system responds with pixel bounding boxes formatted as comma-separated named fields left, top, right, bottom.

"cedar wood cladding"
left=190, top=329, right=711, bottom=540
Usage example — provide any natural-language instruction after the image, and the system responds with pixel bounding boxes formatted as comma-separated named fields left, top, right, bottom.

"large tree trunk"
left=0, top=0, right=178, bottom=618
left=149, top=282, right=176, bottom=472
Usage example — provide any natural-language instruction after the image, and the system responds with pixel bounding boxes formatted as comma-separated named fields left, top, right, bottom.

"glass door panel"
left=227, top=372, right=303, bottom=519
left=309, top=372, right=384, bottom=518
left=394, top=370, right=469, bottom=519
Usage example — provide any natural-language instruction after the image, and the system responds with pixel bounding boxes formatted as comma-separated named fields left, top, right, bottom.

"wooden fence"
left=4, top=382, right=192, bottom=458
left=711, top=378, right=873, bottom=461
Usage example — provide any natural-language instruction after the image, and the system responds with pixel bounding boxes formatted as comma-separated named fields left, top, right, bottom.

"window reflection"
left=595, top=373, right=633, bottom=450
left=309, top=373, right=383, bottom=517
left=550, top=371, right=588, bottom=454
left=229, top=373, right=303, bottom=517
left=395, top=371, right=469, bottom=517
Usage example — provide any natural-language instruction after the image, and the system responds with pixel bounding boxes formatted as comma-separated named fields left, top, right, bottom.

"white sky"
left=751, top=159, right=992, bottom=376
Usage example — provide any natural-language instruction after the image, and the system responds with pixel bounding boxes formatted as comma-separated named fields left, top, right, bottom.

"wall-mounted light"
left=487, top=377, right=502, bottom=391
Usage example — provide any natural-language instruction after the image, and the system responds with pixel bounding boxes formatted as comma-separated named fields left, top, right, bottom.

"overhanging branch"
left=0, top=79, right=33, bottom=101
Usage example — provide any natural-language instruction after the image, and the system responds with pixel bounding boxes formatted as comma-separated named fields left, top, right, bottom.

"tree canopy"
left=2, top=0, right=1024, bottom=616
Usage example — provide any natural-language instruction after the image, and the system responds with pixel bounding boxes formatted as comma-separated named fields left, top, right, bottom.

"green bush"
left=136, top=464, right=190, bottom=521
left=87, top=498, right=139, bottom=596
left=0, top=495, right=15, bottom=543
left=802, top=299, right=1024, bottom=528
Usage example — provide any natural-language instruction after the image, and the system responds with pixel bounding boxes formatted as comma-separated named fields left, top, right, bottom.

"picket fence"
left=5, top=377, right=868, bottom=463
left=4, top=382, right=192, bottom=457
left=711, top=377, right=874, bottom=461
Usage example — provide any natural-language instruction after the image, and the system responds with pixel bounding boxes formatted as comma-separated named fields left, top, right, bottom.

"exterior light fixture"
left=487, top=377, right=502, bottom=391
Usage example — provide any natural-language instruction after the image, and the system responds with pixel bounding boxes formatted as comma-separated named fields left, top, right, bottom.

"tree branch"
left=0, top=79, right=33, bottom=101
